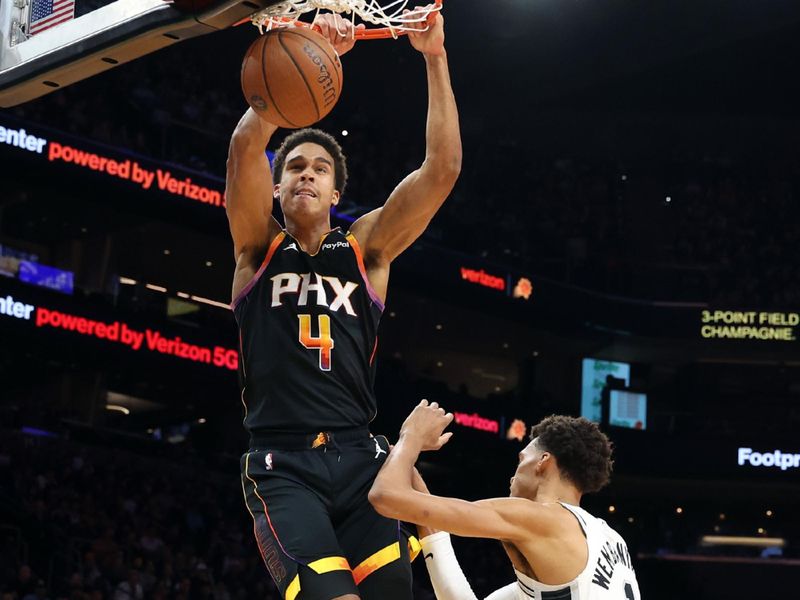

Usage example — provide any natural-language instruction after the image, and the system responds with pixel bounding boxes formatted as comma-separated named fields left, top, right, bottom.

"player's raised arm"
left=369, top=401, right=556, bottom=542
left=226, top=15, right=359, bottom=297
left=350, top=6, right=461, bottom=267
left=225, top=109, right=279, bottom=262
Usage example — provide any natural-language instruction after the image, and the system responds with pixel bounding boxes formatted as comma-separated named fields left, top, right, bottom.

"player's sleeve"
left=420, top=532, right=517, bottom=600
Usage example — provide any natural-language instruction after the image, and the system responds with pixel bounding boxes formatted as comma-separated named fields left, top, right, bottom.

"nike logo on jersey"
left=283, top=243, right=299, bottom=252
left=270, top=272, right=359, bottom=316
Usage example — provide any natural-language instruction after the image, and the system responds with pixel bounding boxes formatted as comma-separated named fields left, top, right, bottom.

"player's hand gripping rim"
left=312, top=13, right=365, bottom=57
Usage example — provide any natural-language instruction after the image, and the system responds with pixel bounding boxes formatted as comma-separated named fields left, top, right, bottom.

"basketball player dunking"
left=370, top=402, right=642, bottom=599
left=226, top=7, right=460, bottom=600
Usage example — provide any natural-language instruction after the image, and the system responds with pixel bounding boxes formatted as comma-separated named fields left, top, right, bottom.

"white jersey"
left=421, top=503, right=640, bottom=600
left=509, top=503, right=640, bottom=600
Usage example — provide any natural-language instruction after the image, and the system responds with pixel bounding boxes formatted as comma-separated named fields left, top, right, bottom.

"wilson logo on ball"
left=302, top=43, right=337, bottom=107
left=241, top=29, right=343, bottom=129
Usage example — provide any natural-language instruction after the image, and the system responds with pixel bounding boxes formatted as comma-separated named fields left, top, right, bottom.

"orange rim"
left=235, top=0, right=442, bottom=40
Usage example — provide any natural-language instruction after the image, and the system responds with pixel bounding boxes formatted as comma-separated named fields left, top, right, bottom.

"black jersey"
left=232, top=228, right=383, bottom=435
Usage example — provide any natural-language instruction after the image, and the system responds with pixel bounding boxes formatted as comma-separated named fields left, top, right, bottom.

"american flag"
left=28, top=0, right=76, bottom=36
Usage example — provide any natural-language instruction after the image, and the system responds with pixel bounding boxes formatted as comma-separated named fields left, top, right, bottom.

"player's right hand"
left=400, top=399, right=454, bottom=451
left=406, top=5, right=444, bottom=56
left=313, top=13, right=365, bottom=56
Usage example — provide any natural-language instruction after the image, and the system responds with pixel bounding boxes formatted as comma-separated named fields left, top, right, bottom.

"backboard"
left=0, top=0, right=280, bottom=107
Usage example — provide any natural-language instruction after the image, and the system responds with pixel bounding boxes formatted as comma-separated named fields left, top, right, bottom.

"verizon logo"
left=453, top=412, right=499, bottom=434
left=460, top=267, right=505, bottom=291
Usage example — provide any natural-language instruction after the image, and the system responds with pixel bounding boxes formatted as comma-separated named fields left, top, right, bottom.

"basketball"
left=241, top=28, right=344, bottom=129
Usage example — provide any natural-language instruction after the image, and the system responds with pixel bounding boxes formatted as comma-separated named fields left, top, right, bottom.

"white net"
left=250, top=0, right=441, bottom=38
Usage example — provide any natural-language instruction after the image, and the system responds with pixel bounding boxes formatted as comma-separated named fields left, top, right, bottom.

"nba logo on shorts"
left=265, top=452, right=273, bottom=470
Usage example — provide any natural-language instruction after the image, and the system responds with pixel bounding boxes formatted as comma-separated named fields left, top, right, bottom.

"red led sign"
left=453, top=411, right=500, bottom=434
left=459, top=267, right=506, bottom=291
left=2, top=120, right=226, bottom=209
left=3, top=291, right=237, bottom=370
left=47, top=142, right=225, bottom=206
left=24, top=304, right=238, bottom=370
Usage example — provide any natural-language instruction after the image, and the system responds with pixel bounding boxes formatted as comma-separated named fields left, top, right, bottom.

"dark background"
left=2, top=0, right=800, bottom=598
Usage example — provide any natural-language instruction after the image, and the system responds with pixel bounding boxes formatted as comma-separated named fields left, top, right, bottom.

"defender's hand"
left=313, top=13, right=364, bottom=56
left=406, top=5, right=444, bottom=56
left=399, top=400, right=454, bottom=451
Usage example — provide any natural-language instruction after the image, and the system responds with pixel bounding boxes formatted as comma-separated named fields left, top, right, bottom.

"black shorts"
left=240, top=428, right=416, bottom=600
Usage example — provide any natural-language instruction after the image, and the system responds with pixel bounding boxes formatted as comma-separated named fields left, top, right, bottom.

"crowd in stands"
left=0, top=431, right=271, bottom=600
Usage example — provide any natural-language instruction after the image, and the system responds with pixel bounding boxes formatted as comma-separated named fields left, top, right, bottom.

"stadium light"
left=701, top=535, right=785, bottom=548
left=190, top=295, right=230, bottom=310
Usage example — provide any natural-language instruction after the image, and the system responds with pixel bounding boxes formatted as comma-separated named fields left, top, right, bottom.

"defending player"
left=369, top=401, right=641, bottom=599
left=225, top=7, right=460, bottom=600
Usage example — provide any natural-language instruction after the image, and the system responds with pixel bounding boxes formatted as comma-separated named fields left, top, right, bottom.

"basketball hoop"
left=249, top=0, right=443, bottom=40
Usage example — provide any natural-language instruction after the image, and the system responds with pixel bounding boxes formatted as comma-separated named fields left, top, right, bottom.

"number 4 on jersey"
left=298, top=314, right=334, bottom=371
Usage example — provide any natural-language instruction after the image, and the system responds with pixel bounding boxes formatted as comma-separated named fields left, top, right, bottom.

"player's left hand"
left=313, top=13, right=365, bottom=56
left=406, top=5, right=444, bottom=56
left=400, top=399, right=454, bottom=451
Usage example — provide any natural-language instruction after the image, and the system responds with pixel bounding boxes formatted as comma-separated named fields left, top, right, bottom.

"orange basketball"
left=241, top=28, right=343, bottom=129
